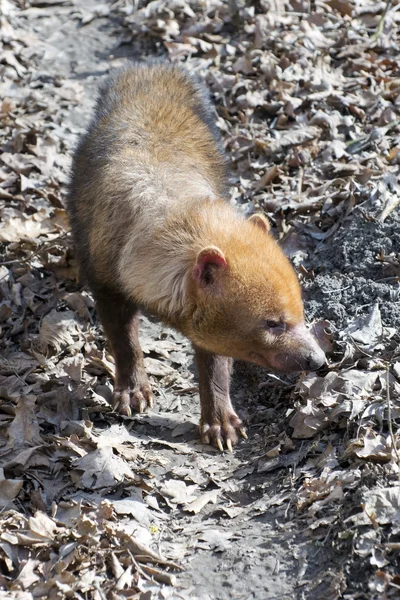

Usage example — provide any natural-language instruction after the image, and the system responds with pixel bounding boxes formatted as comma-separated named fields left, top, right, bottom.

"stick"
left=140, top=565, right=177, bottom=586
left=370, top=0, right=392, bottom=43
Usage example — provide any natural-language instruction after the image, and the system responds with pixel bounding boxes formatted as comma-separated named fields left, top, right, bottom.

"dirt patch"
left=305, top=209, right=400, bottom=329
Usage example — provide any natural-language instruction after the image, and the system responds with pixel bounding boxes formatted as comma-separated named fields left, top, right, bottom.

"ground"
left=1, top=1, right=400, bottom=599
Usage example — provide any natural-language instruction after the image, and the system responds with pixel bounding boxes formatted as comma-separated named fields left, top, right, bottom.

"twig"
left=133, top=555, right=184, bottom=572
left=140, top=565, right=177, bottom=586
left=370, top=0, right=392, bottom=43
left=0, top=252, right=39, bottom=266
left=297, top=167, right=303, bottom=203
left=384, top=543, right=400, bottom=549
left=129, top=542, right=179, bottom=586
left=386, top=365, right=400, bottom=480
left=0, top=232, right=70, bottom=266
left=128, top=551, right=151, bottom=582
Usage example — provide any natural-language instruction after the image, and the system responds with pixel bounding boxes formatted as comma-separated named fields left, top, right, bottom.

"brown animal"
left=67, top=62, right=325, bottom=451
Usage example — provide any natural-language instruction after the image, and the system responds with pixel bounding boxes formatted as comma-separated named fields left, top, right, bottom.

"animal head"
left=187, top=212, right=326, bottom=373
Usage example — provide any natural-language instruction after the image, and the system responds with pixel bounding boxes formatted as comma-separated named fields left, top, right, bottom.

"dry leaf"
left=6, top=395, right=42, bottom=449
left=184, top=489, right=220, bottom=514
left=0, top=469, right=23, bottom=508
left=38, top=309, right=81, bottom=355
left=73, top=447, right=137, bottom=489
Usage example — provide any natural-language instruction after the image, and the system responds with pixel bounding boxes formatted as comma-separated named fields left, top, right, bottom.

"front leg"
left=194, top=346, right=247, bottom=452
left=94, top=289, right=153, bottom=416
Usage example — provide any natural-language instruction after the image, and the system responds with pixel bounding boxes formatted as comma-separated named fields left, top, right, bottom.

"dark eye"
left=265, top=320, right=283, bottom=330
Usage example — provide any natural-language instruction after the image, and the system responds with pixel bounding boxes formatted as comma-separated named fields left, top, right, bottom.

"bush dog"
left=67, top=63, right=326, bottom=451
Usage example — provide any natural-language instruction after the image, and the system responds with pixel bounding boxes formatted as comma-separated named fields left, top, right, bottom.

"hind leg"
left=94, top=289, right=153, bottom=415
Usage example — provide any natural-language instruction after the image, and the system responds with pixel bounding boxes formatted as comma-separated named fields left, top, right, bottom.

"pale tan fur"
left=68, top=63, right=325, bottom=376
left=118, top=198, right=296, bottom=325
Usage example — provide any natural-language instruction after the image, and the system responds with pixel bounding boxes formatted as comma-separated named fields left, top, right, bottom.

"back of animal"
left=67, top=63, right=227, bottom=289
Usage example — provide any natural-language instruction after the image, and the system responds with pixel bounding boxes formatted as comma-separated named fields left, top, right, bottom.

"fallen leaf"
left=6, top=395, right=42, bottom=449
left=184, top=489, right=220, bottom=514
left=160, top=480, right=198, bottom=505
left=0, top=469, right=23, bottom=508
left=73, top=447, right=138, bottom=489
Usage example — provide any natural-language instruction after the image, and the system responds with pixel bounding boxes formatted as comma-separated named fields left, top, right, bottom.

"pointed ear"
left=249, top=213, right=270, bottom=233
left=193, top=246, right=227, bottom=286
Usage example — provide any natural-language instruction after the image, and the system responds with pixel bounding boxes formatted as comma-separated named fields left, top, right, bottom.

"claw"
left=113, top=384, right=152, bottom=416
left=217, top=438, right=224, bottom=452
left=204, top=435, right=210, bottom=445
left=226, top=439, right=233, bottom=453
left=239, top=428, right=248, bottom=440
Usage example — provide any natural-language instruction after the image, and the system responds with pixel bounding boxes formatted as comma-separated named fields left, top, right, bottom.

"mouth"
left=248, top=351, right=275, bottom=370
left=248, top=351, right=314, bottom=374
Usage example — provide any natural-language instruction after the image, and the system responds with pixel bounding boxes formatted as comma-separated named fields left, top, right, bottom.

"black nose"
left=306, top=349, right=326, bottom=370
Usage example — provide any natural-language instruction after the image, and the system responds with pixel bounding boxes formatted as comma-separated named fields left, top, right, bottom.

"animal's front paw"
left=112, top=382, right=153, bottom=416
left=200, top=411, right=247, bottom=452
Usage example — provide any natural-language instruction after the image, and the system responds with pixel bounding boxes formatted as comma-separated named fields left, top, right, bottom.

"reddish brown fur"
left=177, top=200, right=304, bottom=352
left=67, top=63, right=325, bottom=450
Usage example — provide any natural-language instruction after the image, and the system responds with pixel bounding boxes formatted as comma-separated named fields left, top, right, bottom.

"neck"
left=118, top=198, right=244, bottom=322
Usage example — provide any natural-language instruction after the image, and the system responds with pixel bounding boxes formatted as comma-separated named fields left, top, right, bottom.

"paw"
left=200, top=412, right=247, bottom=452
left=112, top=383, right=153, bottom=417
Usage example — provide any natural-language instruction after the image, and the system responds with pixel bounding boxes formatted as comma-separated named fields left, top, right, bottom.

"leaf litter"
left=1, top=0, right=400, bottom=598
